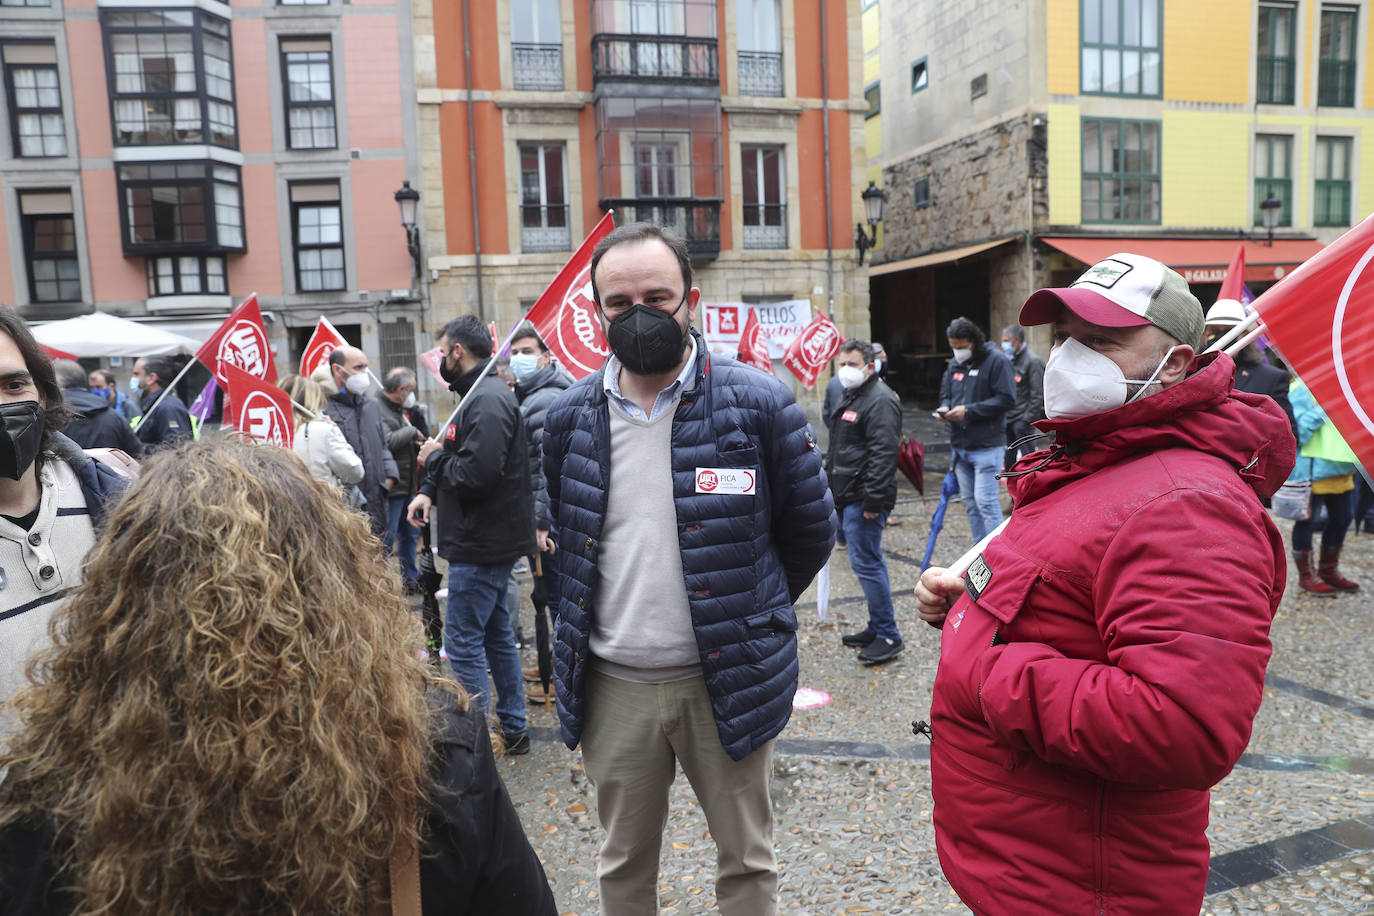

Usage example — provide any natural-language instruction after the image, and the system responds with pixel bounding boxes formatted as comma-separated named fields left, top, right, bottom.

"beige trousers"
left=581, top=667, right=778, bottom=916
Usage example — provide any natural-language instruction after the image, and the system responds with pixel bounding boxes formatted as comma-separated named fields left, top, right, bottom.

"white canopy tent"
left=31, top=312, right=202, bottom=358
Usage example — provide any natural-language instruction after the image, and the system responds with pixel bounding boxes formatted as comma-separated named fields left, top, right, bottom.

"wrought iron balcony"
left=521, top=204, right=572, bottom=252
left=742, top=204, right=786, bottom=249
left=1256, top=55, right=1294, bottom=105
left=602, top=198, right=720, bottom=260
left=512, top=42, right=564, bottom=91
left=1318, top=59, right=1355, bottom=107
left=592, top=34, right=718, bottom=84
left=738, top=51, right=783, bottom=97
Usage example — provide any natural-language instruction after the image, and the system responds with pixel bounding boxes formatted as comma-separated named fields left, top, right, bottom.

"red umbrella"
left=897, top=438, right=925, bottom=495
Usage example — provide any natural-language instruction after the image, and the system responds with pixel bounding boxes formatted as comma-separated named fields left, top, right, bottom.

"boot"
left=1319, top=544, right=1361, bottom=591
left=1296, top=549, right=1336, bottom=595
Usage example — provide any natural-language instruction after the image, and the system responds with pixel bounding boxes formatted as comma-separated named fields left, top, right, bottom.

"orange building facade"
left=417, top=0, right=872, bottom=394
left=0, top=0, right=423, bottom=377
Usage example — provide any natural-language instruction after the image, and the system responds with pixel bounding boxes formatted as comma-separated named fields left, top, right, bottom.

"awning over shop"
left=1039, top=236, right=1325, bottom=285
left=868, top=235, right=1020, bottom=278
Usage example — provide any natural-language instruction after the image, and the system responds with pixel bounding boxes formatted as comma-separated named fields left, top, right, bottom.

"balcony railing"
left=521, top=204, right=572, bottom=252
left=592, top=34, right=718, bottom=83
left=738, top=51, right=783, bottom=97
left=603, top=197, right=720, bottom=260
left=1256, top=55, right=1294, bottom=105
left=513, top=42, right=564, bottom=91
left=742, top=204, right=786, bottom=249
left=1317, top=59, right=1355, bottom=107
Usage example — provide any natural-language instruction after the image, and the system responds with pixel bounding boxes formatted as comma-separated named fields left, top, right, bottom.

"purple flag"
left=189, top=375, right=219, bottom=422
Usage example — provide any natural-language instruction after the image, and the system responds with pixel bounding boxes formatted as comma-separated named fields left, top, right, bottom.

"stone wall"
left=880, top=114, right=1048, bottom=262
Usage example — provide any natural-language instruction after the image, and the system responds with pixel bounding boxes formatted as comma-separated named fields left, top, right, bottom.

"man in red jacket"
left=914, top=253, right=1296, bottom=915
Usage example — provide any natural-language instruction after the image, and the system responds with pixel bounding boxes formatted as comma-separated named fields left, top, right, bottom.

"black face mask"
left=439, top=349, right=460, bottom=388
left=0, top=401, right=44, bottom=481
left=604, top=299, right=689, bottom=376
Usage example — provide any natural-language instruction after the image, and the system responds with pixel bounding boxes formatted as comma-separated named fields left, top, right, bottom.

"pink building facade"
left=0, top=0, right=424, bottom=373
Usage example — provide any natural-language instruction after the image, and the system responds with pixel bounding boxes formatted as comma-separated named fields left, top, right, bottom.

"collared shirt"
left=602, top=335, right=697, bottom=422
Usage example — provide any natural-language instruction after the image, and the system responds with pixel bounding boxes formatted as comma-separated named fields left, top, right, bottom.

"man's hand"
left=914, top=566, right=965, bottom=629
left=384, top=477, right=396, bottom=492
left=417, top=437, right=443, bottom=466
left=944, top=405, right=968, bottom=422
left=408, top=493, right=432, bottom=528
left=537, top=527, right=551, bottom=552
left=863, top=510, right=878, bottom=520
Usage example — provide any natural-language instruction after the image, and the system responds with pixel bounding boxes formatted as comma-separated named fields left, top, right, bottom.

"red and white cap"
left=1019, top=252, right=1204, bottom=350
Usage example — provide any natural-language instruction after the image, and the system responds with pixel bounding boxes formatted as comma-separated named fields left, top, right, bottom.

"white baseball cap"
left=1019, top=252, right=1204, bottom=351
left=1204, top=298, right=1247, bottom=327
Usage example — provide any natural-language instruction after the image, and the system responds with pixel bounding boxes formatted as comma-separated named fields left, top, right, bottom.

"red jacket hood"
left=1013, top=352, right=1297, bottom=505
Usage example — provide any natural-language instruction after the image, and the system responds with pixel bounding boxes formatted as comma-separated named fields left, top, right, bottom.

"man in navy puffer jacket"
left=542, top=223, right=836, bottom=915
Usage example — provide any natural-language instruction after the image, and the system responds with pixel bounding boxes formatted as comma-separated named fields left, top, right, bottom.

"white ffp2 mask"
left=1042, top=337, right=1175, bottom=420
left=837, top=365, right=866, bottom=389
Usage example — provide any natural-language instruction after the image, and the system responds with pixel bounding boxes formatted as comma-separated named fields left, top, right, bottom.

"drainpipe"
left=462, top=0, right=486, bottom=320
left=819, top=0, right=834, bottom=319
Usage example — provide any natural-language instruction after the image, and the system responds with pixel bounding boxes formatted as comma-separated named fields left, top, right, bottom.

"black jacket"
left=376, top=393, right=424, bottom=496
left=60, top=389, right=143, bottom=458
left=1006, top=345, right=1046, bottom=428
left=0, top=694, right=556, bottom=915
left=514, top=363, right=574, bottom=531
left=1234, top=356, right=1297, bottom=441
left=420, top=360, right=536, bottom=566
left=325, top=391, right=400, bottom=536
left=938, top=343, right=1016, bottom=450
left=135, top=387, right=193, bottom=450
left=825, top=373, right=901, bottom=513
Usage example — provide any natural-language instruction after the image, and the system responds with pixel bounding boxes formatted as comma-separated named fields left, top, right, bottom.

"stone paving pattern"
left=490, top=413, right=1374, bottom=914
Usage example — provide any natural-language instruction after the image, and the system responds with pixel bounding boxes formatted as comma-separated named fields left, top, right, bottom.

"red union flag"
left=419, top=347, right=445, bottom=386
left=220, top=362, right=293, bottom=448
left=300, top=316, right=346, bottom=377
left=195, top=293, right=278, bottom=385
left=1252, top=214, right=1374, bottom=472
left=525, top=211, right=616, bottom=379
left=1219, top=244, right=1246, bottom=302
left=783, top=312, right=843, bottom=389
left=737, top=307, right=775, bottom=375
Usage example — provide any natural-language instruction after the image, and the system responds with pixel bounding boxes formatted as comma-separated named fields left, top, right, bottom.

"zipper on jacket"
left=911, top=720, right=933, bottom=743
left=1095, top=782, right=1107, bottom=914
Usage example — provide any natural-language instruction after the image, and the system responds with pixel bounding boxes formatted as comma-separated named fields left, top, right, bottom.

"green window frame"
left=911, top=57, right=928, bottom=94
left=1081, top=118, right=1161, bottom=224
left=1317, top=6, right=1357, bottom=107
left=1314, top=136, right=1351, bottom=227
left=1253, top=134, right=1292, bottom=227
left=1080, top=0, right=1162, bottom=97
left=1257, top=3, right=1296, bottom=105
left=864, top=80, right=880, bottom=119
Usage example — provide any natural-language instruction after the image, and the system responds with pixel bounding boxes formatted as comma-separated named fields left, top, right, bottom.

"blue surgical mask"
left=509, top=352, right=540, bottom=382
left=1001, top=341, right=1015, bottom=357
left=129, top=376, right=141, bottom=393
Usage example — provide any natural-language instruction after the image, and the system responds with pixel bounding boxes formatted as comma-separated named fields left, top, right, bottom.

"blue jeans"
left=445, top=560, right=526, bottom=736
left=952, top=445, right=1004, bottom=543
left=384, top=494, right=420, bottom=583
left=840, top=502, right=899, bottom=641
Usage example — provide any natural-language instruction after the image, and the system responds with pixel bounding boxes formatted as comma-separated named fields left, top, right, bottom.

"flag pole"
left=130, top=357, right=199, bottom=430
left=436, top=318, right=531, bottom=433
left=1202, top=309, right=1264, bottom=355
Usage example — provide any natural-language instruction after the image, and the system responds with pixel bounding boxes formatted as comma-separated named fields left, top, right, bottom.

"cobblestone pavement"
left=490, top=432, right=1374, bottom=914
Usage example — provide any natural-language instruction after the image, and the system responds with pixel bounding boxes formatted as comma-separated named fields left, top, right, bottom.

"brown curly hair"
left=0, top=436, right=460, bottom=915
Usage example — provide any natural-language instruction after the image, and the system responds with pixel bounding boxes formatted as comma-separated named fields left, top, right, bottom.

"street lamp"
left=394, top=180, right=421, bottom=278
left=855, top=181, right=885, bottom=265
left=1259, top=193, right=1282, bottom=247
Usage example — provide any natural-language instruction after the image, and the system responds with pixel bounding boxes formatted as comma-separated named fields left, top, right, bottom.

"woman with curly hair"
left=0, top=437, right=555, bottom=915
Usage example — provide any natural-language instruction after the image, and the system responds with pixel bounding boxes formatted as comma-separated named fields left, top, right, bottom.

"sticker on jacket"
left=841, top=409, right=858, bottom=422
left=953, top=372, right=965, bottom=382
left=695, top=467, right=756, bottom=495
left=445, top=424, right=456, bottom=441
left=965, top=554, right=992, bottom=601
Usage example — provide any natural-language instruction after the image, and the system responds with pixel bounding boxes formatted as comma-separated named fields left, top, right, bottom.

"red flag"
left=419, top=347, right=446, bottom=386
left=525, top=211, right=616, bottom=379
left=195, top=293, right=278, bottom=385
left=1252, top=215, right=1374, bottom=472
left=220, top=362, right=293, bottom=448
left=737, top=307, right=775, bottom=375
left=39, top=344, right=77, bottom=361
left=1219, top=245, right=1246, bottom=302
left=783, top=313, right=843, bottom=389
left=300, top=316, right=346, bottom=377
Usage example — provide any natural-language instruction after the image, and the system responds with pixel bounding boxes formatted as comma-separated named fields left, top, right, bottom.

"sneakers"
left=501, top=730, right=531, bottom=756
left=402, top=578, right=423, bottom=596
left=841, top=628, right=876, bottom=648
left=857, top=637, right=903, bottom=666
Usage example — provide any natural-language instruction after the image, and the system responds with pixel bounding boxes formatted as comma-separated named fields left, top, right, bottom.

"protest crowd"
left=0, top=215, right=1371, bottom=915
